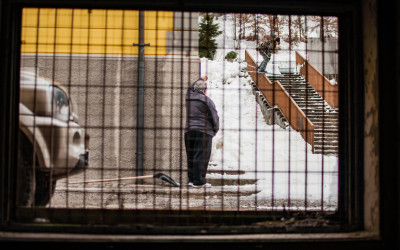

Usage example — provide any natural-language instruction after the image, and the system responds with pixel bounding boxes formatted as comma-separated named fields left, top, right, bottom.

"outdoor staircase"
left=267, top=72, right=339, bottom=156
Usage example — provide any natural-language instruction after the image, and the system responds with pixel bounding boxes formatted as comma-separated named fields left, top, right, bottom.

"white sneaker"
left=188, top=182, right=211, bottom=188
left=202, top=183, right=212, bottom=188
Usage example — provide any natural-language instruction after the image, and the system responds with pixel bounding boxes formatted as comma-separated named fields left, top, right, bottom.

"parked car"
left=18, top=71, right=90, bottom=206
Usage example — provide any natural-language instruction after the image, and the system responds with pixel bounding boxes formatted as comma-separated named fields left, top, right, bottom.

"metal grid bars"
left=18, top=9, right=339, bottom=214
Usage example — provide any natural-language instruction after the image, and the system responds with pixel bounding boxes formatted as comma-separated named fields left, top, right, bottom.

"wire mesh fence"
left=17, top=8, right=339, bottom=214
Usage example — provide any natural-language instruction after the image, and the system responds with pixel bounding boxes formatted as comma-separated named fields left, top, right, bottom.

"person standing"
left=184, top=76, right=219, bottom=187
left=256, top=36, right=280, bottom=73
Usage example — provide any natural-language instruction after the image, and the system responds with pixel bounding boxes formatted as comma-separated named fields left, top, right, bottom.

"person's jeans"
left=258, top=54, right=271, bottom=72
left=184, top=130, right=212, bottom=185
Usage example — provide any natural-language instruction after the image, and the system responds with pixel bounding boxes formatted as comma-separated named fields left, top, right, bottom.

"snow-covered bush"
left=225, top=51, right=238, bottom=62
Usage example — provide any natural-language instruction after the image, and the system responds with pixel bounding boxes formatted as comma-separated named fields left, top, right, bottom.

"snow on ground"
left=200, top=14, right=339, bottom=208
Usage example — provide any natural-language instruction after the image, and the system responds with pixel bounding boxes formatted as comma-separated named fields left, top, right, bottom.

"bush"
left=199, top=14, right=222, bottom=60
left=225, top=51, right=238, bottom=62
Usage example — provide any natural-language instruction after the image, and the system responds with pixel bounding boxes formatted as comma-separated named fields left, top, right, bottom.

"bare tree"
left=232, top=14, right=237, bottom=41
left=282, top=15, right=308, bottom=47
left=309, top=16, right=339, bottom=39
left=295, top=15, right=307, bottom=42
left=236, top=14, right=248, bottom=40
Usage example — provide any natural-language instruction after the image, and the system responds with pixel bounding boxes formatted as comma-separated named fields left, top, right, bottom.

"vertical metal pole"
left=134, top=11, right=149, bottom=184
left=137, top=11, right=144, bottom=184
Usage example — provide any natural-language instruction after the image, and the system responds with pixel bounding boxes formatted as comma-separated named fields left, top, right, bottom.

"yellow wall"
left=21, top=8, right=174, bottom=55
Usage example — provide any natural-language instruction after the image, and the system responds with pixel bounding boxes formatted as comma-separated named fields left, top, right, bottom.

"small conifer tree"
left=199, top=14, right=223, bottom=59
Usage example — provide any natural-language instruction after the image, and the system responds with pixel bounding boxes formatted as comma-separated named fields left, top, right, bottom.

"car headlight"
left=52, top=86, right=70, bottom=122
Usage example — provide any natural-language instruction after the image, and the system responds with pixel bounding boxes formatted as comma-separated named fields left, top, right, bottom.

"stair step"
left=314, top=134, right=339, bottom=139
left=314, top=137, right=338, bottom=142
left=315, top=127, right=339, bottom=131
left=315, top=132, right=338, bottom=136
left=314, top=130, right=339, bottom=138
left=307, top=111, right=339, bottom=115
left=286, top=92, right=318, bottom=96
left=314, top=150, right=338, bottom=156
left=314, top=134, right=339, bottom=138
left=298, top=106, right=331, bottom=110
left=306, top=115, right=339, bottom=119
left=206, top=177, right=258, bottom=186
left=315, top=128, right=339, bottom=132
left=314, top=127, right=339, bottom=131
left=309, top=120, right=339, bottom=124
left=206, top=169, right=258, bottom=187
left=300, top=109, right=331, bottom=112
left=309, top=118, right=338, bottom=122
left=289, top=97, right=321, bottom=101
left=292, top=95, right=323, bottom=99
left=292, top=99, right=324, bottom=103
left=207, top=169, right=246, bottom=175
left=278, top=76, right=304, bottom=79
left=286, top=82, right=309, bottom=85
left=296, top=100, right=326, bottom=104
left=314, top=140, right=339, bottom=146
left=279, top=83, right=314, bottom=87
left=291, top=96, right=323, bottom=100
left=314, top=145, right=339, bottom=151
left=313, top=124, right=339, bottom=128
left=284, top=88, right=316, bottom=92
left=279, top=83, right=310, bottom=86
left=180, top=186, right=261, bottom=199
left=294, top=97, right=325, bottom=101
left=314, top=136, right=338, bottom=140
left=292, top=96, right=324, bottom=100
left=313, top=121, right=339, bottom=124
left=269, top=76, right=303, bottom=80
left=297, top=104, right=328, bottom=109
left=276, top=83, right=307, bottom=85
left=305, top=112, right=339, bottom=116
left=310, top=122, right=338, bottom=126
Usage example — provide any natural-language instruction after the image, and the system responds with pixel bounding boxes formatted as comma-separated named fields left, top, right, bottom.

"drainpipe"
left=133, top=11, right=149, bottom=183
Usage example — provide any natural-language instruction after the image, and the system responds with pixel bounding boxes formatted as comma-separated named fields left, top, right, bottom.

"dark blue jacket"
left=184, top=79, right=219, bottom=137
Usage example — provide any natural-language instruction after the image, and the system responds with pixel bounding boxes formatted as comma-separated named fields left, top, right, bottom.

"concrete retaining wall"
left=307, top=38, right=338, bottom=77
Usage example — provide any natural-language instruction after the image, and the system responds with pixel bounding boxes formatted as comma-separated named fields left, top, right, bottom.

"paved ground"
left=49, top=174, right=336, bottom=211
left=50, top=178, right=259, bottom=210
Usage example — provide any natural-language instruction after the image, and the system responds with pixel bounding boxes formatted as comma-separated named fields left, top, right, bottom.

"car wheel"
left=35, top=171, right=56, bottom=206
left=16, top=147, right=35, bottom=207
